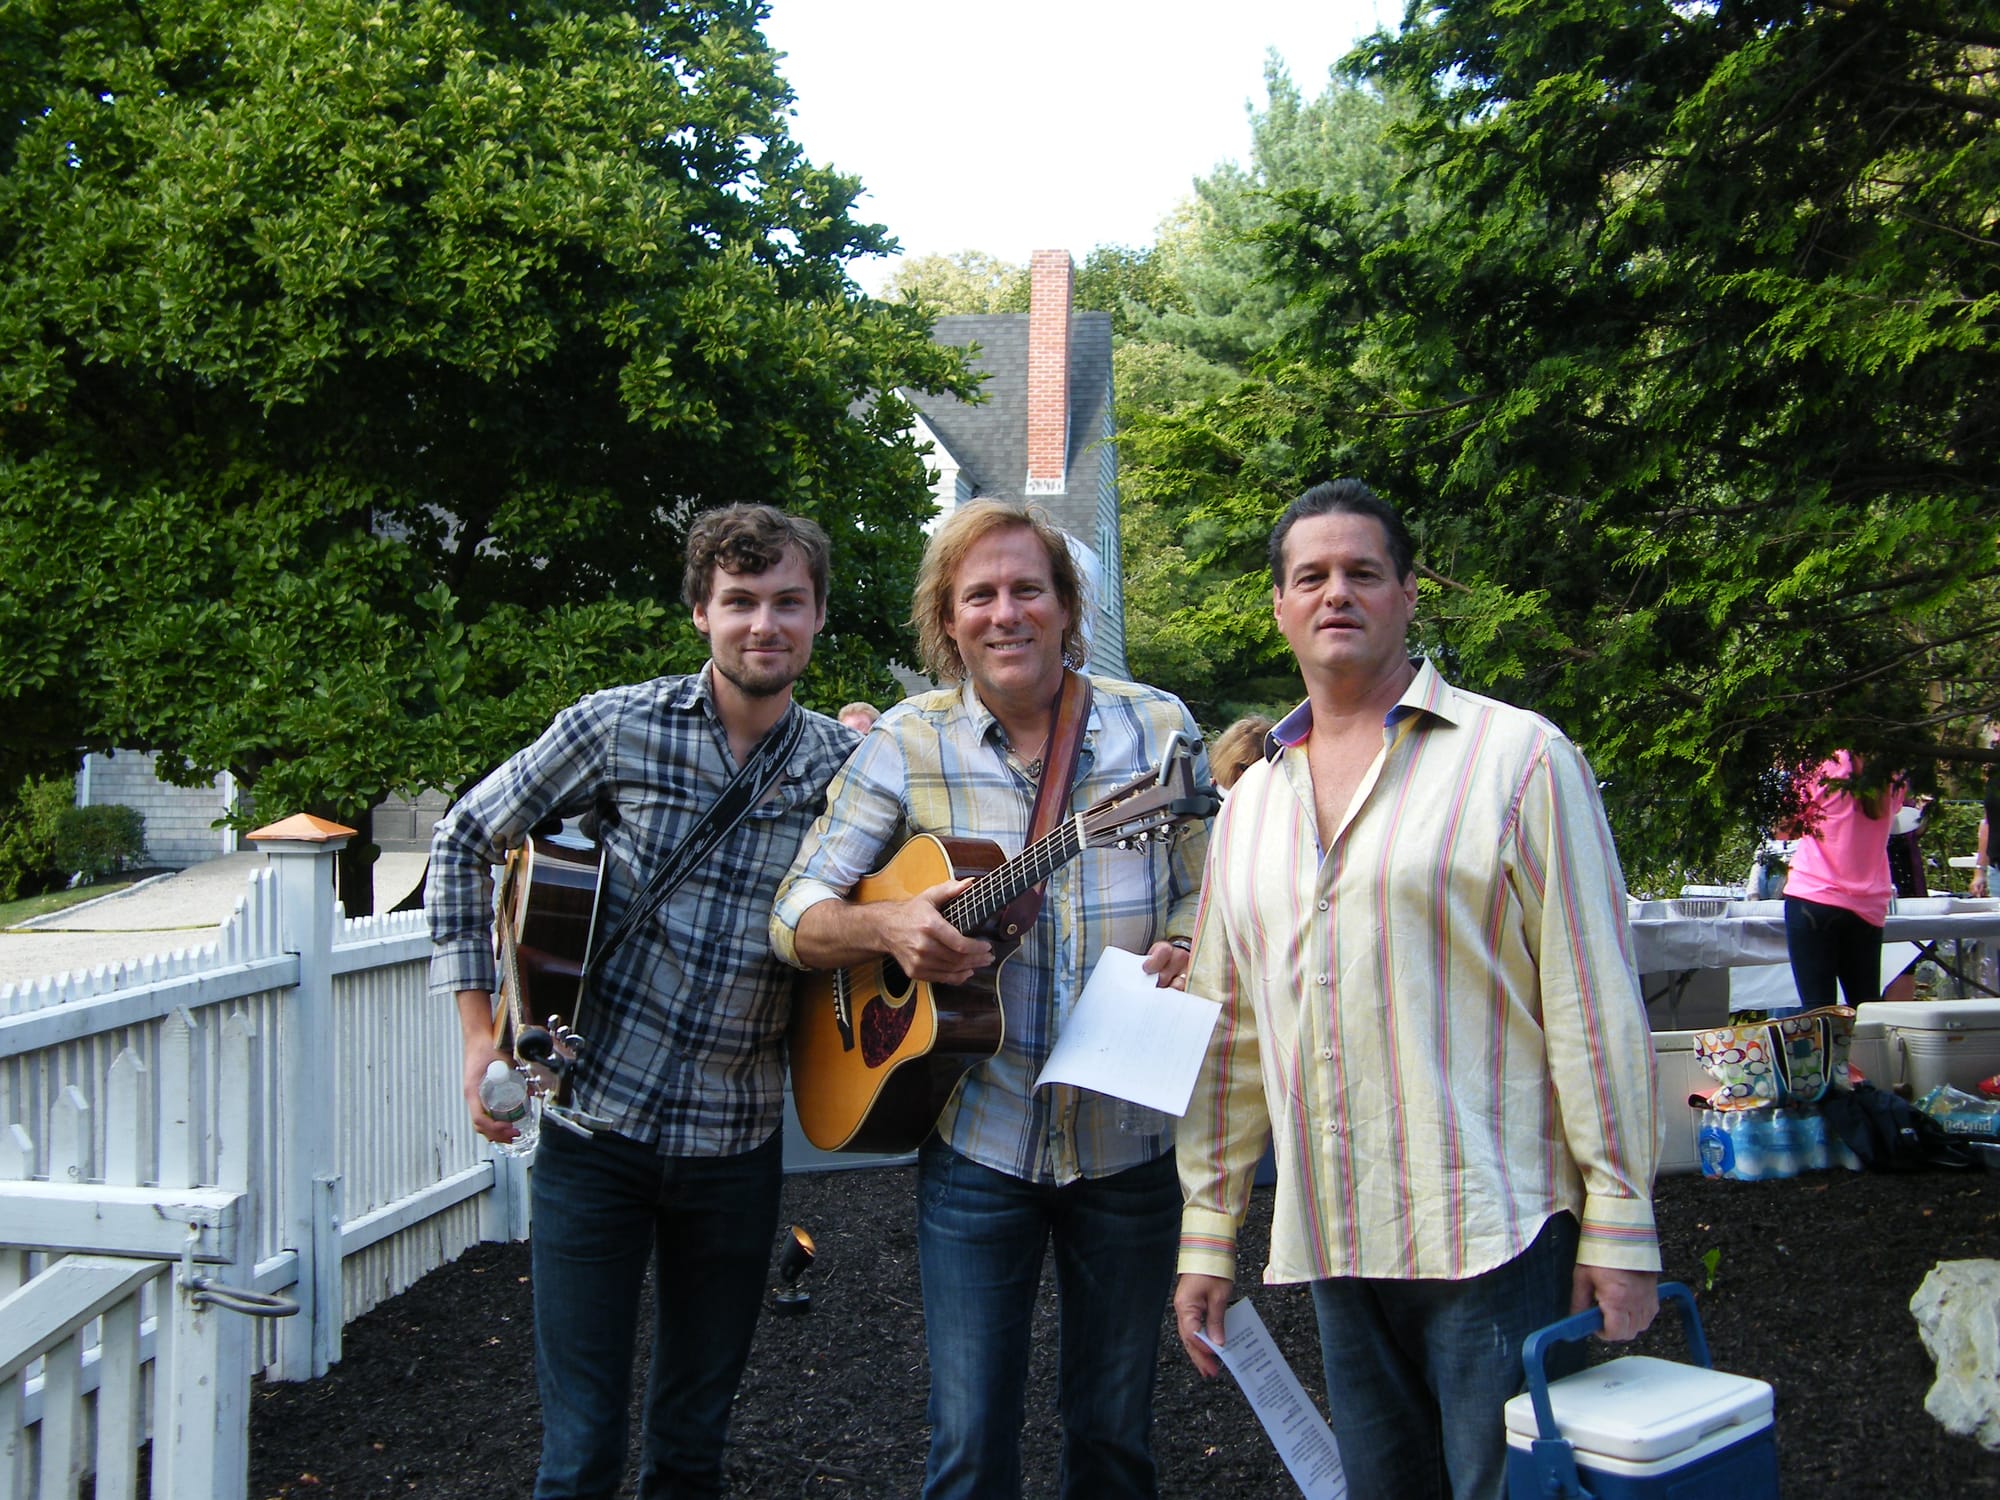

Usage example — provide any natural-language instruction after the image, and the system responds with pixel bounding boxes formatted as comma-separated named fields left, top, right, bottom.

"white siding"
left=76, top=752, right=237, bottom=870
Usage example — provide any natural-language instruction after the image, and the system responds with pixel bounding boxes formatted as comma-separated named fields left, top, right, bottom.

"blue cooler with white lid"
left=1504, top=1282, right=1778, bottom=1499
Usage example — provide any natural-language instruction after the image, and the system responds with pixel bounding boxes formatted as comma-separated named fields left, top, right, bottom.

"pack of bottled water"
left=1697, top=1104, right=1858, bottom=1180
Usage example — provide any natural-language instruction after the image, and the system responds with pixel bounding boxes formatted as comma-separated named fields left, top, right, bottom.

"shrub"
left=0, top=774, right=78, bottom=902
left=54, top=804, right=147, bottom=884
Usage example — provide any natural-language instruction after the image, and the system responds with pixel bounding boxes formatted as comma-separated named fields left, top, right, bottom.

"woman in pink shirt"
left=1781, top=751, right=1906, bottom=1009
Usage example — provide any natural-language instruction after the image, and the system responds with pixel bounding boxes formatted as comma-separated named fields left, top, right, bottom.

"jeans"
left=529, top=1124, right=782, bottom=1500
left=1308, top=1212, right=1580, bottom=1500
left=916, top=1141, right=1180, bottom=1500
left=1785, top=894, right=1885, bottom=1009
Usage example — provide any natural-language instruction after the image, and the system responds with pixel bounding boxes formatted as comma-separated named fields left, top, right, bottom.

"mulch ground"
left=247, top=1164, right=2000, bottom=1498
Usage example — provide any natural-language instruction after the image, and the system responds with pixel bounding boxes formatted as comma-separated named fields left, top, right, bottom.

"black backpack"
left=1820, top=1082, right=1979, bottom=1172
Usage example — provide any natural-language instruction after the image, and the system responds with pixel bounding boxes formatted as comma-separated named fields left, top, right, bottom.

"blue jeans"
left=1785, top=895, right=1884, bottom=1008
left=916, top=1141, right=1180, bottom=1499
left=529, top=1124, right=782, bottom=1500
left=1308, top=1212, right=1580, bottom=1500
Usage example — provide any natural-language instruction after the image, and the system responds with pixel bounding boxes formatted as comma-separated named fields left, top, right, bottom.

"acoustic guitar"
left=788, top=740, right=1216, bottom=1154
left=492, top=831, right=603, bottom=1099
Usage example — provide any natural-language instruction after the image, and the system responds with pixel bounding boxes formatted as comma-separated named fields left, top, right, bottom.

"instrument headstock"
left=1079, top=734, right=1220, bottom=852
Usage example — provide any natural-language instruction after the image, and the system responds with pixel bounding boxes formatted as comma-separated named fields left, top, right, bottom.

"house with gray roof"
left=899, top=250, right=1128, bottom=678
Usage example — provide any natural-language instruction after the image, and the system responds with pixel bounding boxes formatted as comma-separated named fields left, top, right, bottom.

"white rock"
left=1911, top=1259, right=2000, bottom=1453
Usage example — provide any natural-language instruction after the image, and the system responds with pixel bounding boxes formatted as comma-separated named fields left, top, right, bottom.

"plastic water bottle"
left=1726, top=1111, right=1766, bottom=1181
left=1765, top=1108, right=1802, bottom=1180
left=1795, top=1107, right=1831, bottom=1171
left=1826, top=1114, right=1864, bottom=1172
left=1697, top=1114, right=1734, bottom=1178
left=478, top=1059, right=539, bottom=1158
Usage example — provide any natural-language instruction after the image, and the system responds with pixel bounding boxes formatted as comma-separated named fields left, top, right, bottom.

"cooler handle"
left=1520, top=1281, right=1709, bottom=1444
left=1516, top=1282, right=1706, bottom=1498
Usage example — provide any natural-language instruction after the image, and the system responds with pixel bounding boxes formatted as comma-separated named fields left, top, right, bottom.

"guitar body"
left=789, top=834, right=1014, bottom=1154
left=494, top=833, right=603, bottom=1094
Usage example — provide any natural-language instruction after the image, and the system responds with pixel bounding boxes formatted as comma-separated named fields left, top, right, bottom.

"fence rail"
left=0, top=826, right=515, bottom=1500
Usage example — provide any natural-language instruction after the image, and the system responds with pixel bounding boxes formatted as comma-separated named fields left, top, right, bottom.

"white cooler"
left=1854, top=998, right=2000, bottom=1096
left=1505, top=1285, right=1778, bottom=1499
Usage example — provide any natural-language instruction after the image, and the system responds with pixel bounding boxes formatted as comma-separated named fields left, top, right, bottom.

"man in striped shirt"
left=774, top=500, right=1207, bottom=1499
left=1171, top=480, right=1661, bottom=1500
left=427, top=505, right=858, bottom=1500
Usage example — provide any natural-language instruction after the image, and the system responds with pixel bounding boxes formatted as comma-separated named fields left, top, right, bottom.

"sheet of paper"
left=1198, top=1300, right=1347, bottom=1500
left=1032, top=946, right=1221, bottom=1116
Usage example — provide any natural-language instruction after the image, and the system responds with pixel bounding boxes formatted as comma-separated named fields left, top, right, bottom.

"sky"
left=760, top=1, right=1396, bottom=293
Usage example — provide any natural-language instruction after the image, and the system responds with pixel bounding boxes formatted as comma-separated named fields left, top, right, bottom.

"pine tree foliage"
left=1129, top=1, right=2000, bottom=876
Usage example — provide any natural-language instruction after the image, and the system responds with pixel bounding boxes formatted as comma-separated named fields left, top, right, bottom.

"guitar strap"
left=992, top=670, right=1093, bottom=940
left=579, top=705, right=808, bottom=1003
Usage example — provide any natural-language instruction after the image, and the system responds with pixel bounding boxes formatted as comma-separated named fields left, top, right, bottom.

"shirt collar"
left=675, top=664, right=810, bottom=766
left=1268, top=657, right=1462, bottom=758
left=665, top=663, right=717, bottom=717
left=951, top=674, right=1100, bottom=754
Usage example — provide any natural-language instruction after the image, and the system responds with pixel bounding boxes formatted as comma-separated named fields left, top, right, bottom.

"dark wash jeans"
left=1785, top=894, right=1885, bottom=1009
left=529, top=1124, right=782, bottom=1500
left=915, top=1140, right=1181, bottom=1499
left=1308, top=1211, right=1581, bottom=1500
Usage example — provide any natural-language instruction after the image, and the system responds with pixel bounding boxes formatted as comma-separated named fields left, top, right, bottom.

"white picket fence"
left=0, top=825, right=520, bottom=1500
left=1, top=1010, right=262, bottom=1497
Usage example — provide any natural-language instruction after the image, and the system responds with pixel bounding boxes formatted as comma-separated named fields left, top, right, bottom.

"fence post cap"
left=246, top=814, right=357, bottom=848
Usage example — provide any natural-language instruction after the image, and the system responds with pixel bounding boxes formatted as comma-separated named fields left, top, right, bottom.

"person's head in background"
left=1209, top=715, right=1275, bottom=793
left=837, top=702, right=880, bottom=736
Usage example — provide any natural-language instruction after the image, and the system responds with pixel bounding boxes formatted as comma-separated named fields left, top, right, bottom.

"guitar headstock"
left=1079, top=734, right=1220, bottom=852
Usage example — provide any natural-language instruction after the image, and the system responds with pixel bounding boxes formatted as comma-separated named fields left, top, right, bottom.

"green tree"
left=0, top=0, right=970, bottom=910
left=1130, top=0, right=2000, bottom=879
left=881, top=250, right=1031, bottom=314
left=1114, top=65, right=1421, bottom=725
left=1137, top=58, right=1423, bottom=371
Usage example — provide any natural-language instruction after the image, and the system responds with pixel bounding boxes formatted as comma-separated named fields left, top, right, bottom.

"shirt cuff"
left=769, top=881, right=843, bottom=969
left=1577, top=1192, right=1662, bottom=1273
left=1176, top=1206, right=1241, bottom=1284
left=428, top=939, right=495, bottom=1003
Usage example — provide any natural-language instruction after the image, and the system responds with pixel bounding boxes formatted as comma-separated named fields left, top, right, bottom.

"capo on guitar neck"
left=1152, top=731, right=1222, bottom=822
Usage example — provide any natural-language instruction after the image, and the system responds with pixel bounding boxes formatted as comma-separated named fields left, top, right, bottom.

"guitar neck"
left=942, top=817, right=1083, bottom=934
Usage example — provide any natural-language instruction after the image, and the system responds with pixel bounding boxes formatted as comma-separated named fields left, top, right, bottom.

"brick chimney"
left=1025, top=249, right=1072, bottom=496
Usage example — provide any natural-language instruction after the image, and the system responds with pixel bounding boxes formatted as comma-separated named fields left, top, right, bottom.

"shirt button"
left=1317, top=900, right=1329, bottom=912
left=1316, top=974, right=1328, bottom=986
left=1321, top=1048, right=1332, bottom=1060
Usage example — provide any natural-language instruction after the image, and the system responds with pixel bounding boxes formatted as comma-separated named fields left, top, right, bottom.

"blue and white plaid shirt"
left=428, top=667, right=857, bottom=1155
left=772, top=676, right=1210, bottom=1185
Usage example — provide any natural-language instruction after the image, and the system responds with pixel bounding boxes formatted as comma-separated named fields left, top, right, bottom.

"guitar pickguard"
left=859, top=956, right=917, bottom=1066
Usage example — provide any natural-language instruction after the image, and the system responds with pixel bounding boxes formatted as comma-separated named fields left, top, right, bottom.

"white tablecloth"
left=1630, top=899, right=2000, bottom=973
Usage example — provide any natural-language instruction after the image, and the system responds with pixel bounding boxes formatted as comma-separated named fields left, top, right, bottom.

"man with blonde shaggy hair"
left=774, top=500, right=1210, bottom=1499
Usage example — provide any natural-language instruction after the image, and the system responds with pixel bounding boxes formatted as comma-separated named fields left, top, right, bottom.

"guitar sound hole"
left=879, top=957, right=911, bottom=1001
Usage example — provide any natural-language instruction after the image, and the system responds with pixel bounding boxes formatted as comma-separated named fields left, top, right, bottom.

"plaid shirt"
left=427, top=668, right=857, bottom=1155
left=772, top=676, right=1209, bottom=1185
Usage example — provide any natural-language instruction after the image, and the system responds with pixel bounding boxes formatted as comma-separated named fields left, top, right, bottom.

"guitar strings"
left=943, top=815, right=1092, bottom=930
left=838, top=780, right=1165, bottom=992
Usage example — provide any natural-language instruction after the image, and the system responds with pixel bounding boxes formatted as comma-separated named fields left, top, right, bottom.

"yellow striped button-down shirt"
left=1177, top=659, right=1661, bottom=1287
